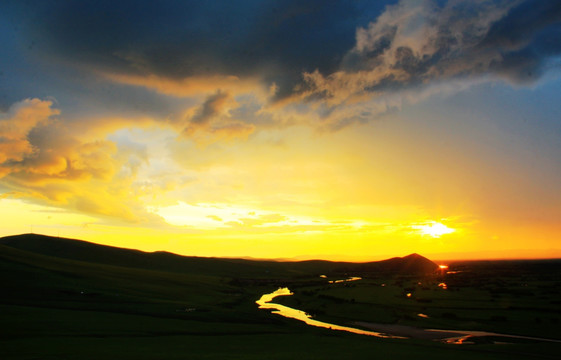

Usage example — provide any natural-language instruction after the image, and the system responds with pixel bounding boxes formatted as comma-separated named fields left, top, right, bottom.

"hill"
left=0, top=233, right=438, bottom=276
left=0, top=233, right=289, bottom=279
left=1, top=233, right=558, bottom=360
left=359, top=253, right=439, bottom=274
left=0, top=233, right=439, bottom=359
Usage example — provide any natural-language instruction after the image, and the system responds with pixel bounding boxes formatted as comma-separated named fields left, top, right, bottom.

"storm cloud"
left=10, top=0, right=383, bottom=100
left=1, top=0, right=560, bottom=142
left=7, top=1, right=559, bottom=103
left=301, top=0, right=561, bottom=104
left=2, top=0, right=561, bottom=213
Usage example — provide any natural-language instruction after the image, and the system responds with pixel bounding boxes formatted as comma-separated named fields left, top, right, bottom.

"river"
left=256, top=287, right=405, bottom=339
left=256, top=287, right=561, bottom=344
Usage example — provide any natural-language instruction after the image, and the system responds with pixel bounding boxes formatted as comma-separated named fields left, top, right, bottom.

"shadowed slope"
left=2, top=233, right=558, bottom=360
left=0, top=233, right=294, bottom=278
left=350, top=253, right=439, bottom=274
left=0, top=234, right=439, bottom=276
left=377, top=253, right=439, bottom=273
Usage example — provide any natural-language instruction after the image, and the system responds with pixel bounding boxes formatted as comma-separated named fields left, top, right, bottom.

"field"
left=1, top=234, right=560, bottom=359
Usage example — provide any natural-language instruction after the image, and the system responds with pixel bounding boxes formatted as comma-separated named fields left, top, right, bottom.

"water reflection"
left=431, top=329, right=561, bottom=345
left=256, top=288, right=405, bottom=339
left=329, top=276, right=362, bottom=284
left=256, top=289, right=561, bottom=345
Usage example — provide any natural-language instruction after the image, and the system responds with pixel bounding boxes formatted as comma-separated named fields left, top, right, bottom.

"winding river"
left=256, top=287, right=405, bottom=339
left=256, top=287, right=561, bottom=344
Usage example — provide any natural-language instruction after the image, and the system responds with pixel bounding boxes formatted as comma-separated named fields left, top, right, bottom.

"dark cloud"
left=181, top=91, right=255, bottom=142
left=2, top=0, right=560, bottom=133
left=480, top=1, right=561, bottom=51
left=10, top=0, right=389, bottom=100
left=301, top=0, right=561, bottom=107
left=478, top=1, right=561, bottom=83
left=190, top=91, right=230, bottom=125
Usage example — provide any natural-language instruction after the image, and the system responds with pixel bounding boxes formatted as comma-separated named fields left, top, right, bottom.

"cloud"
left=4, top=0, right=561, bottom=136
left=0, top=99, right=60, bottom=166
left=178, top=91, right=255, bottom=143
left=189, top=91, right=233, bottom=126
left=0, top=98, right=163, bottom=223
left=15, top=0, right=366, bottom=100
left=101, top=0, right=561, bottom=133
left=300, top=0, right=561, bottom=106
left=104, top=73, right=265, bottom=98
left=207, top=215, right=223, bottom=222
left=236, top=213, right=287, bottom=227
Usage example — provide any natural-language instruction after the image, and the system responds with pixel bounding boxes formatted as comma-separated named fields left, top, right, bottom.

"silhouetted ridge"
left=355, top=253, right=438, bottom=274
left=0, top=233, right=284, bottom=277
left=0, top=233, right=438, bottom=276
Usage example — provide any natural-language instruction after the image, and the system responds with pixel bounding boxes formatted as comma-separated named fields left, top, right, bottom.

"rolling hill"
left=1, top=233, right=557, bottom=360
left=0, top=233, right=439, bottom=277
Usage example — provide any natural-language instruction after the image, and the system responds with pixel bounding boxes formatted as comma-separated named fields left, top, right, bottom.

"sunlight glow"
left=147, top=201, right=330, bottom=229
left=3, top=0, right=561, bottom=266
left=413, top=221, right=455, bottom=238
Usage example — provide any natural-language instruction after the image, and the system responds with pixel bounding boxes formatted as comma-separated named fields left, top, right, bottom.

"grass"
left=1, top=234, right=560, bottom=359
left=274, top=269, right=561, bottom=341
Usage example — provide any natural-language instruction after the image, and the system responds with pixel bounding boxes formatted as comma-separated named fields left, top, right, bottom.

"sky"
left=1, top=0, right=561, bottom=261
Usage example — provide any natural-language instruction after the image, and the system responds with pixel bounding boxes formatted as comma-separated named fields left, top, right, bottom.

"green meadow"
left=1, top=234, right=560, bottom=359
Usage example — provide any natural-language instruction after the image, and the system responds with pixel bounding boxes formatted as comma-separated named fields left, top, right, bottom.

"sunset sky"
left=1, top=0, right=561, bottom=261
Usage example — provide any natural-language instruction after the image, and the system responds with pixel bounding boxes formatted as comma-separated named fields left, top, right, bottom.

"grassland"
left=1, top=234, right=560, bottom=359
left=275, top=260, right=561, bottom=338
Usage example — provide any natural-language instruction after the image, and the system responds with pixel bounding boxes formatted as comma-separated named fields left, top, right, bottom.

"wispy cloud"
left=180, top=91, right=255, bottom=143
left=293, top=0, right=561, bottom=129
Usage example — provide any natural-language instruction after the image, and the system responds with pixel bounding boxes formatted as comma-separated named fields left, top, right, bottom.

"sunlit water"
left=256, top=288, right=561, bottom=344
left=329, top=276, right=362, bottom=284
left=256, top=288, right=405, bottom=338
left=430, top=329, right=561, bottom=345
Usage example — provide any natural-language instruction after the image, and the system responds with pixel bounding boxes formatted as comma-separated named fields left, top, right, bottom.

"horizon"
left=3, top=232, right=561, bottom=264
left=1, top=1, right=561, bottom=262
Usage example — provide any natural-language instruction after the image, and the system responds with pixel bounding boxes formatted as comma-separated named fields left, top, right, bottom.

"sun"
left=413, top=221, right=455, bottom=238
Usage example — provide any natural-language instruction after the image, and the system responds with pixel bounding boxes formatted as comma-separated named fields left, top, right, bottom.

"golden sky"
left=1, top=1, right=561, bottom=261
